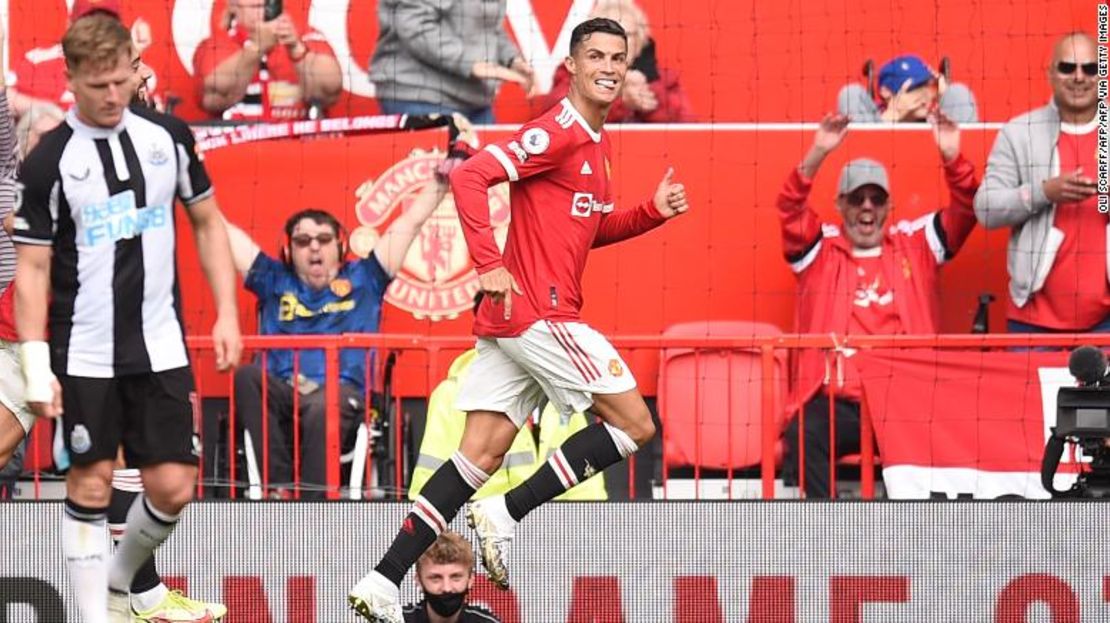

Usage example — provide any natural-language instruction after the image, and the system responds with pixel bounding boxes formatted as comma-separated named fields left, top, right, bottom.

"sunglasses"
left=290, top=232, right=336, bottom=248
left=842, top=191, right=889, bottom=208
left=1056, top=61, right=1098, bottom=77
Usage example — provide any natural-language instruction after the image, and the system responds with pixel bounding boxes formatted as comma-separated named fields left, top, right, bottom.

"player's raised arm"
left=593, top=166, right=686, bottom=248
left=376, top=115, right=478, bottom=278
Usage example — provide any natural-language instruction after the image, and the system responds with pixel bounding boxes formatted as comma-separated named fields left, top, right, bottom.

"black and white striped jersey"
left=12, top=106, right=214, bottom=378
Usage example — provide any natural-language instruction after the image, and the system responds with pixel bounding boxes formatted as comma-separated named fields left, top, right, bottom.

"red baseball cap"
left=71, top=0, right=122, bottom=20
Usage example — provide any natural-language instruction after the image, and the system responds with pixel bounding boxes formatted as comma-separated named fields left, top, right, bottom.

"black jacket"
left=402, top=601, right=501, bottom=623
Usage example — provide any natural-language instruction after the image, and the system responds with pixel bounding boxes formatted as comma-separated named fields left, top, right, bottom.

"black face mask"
left=426, top=590, right=467, bottom=617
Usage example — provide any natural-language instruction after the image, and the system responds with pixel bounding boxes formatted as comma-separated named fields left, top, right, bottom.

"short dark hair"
left=283, top=209, right=343, bottom=240
left=569, top=17, right=627, bottom=55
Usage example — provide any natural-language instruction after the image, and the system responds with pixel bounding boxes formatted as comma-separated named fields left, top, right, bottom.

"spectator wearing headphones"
left=223, top=118, right=478, bottom=497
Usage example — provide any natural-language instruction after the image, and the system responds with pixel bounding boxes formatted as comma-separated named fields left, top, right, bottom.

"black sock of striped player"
left=108, top=473, right=162, bottom=594
left=63, top=498, right=110, bottom=621
left=374, top=452, right=489, bottom=586
left=108, top=496, right=179, bottom=593
left=505, top=422, right=638, bottom=521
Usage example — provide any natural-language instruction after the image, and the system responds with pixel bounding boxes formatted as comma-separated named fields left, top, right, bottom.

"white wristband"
left=20, top=341, right=56, bottom=403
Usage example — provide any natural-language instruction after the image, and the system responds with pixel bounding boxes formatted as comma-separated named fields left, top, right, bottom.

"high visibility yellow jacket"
left=408, top=349, right=607, bottom=501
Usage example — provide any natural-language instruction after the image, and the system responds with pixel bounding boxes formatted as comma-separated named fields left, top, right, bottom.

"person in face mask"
left=402, top=531, right=501, bottom=623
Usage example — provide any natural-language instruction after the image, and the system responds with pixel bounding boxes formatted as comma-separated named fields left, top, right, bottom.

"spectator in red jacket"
left=193, top=0, right=342, bottom=120
left=542, top=0, right=694, bottom=123
left=777, top=112, right=979, bottom=498
left=8, top=0, right=162, bottom=117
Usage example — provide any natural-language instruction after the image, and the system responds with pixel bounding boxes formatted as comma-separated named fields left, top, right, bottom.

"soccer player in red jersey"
left=348, top=17, right=690, bottom=623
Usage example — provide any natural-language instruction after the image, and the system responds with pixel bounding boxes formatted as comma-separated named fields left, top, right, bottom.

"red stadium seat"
left=658, top=321, right=788, bottom=471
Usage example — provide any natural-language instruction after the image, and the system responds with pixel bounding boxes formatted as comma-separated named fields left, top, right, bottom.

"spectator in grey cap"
left=838, top=54, right=978, bottom=123
left=776, top=112, right=980, bottom=498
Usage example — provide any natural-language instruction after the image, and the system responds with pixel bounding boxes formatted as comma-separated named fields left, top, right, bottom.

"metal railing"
left=15, top=332, right=1107, bottom=501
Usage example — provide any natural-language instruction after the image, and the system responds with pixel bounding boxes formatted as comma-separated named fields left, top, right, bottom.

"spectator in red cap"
left=192, top=0, right=343, bottom=120
left=837, top=53, right=978, bottom=123
left=8, top=0, right=161, bottom=117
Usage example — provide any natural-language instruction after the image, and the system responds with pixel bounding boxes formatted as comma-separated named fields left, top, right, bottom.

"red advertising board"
left=3, top=503, right=1108, bottom=622
left=184, top=124, right=1010, bottom=395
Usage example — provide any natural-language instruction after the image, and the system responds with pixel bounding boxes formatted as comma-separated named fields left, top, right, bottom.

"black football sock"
left=109, top=469, right=162, bottom=593
left=374, top=452, right=489, bottom=586
left=505, top=422, right=638, bottom=521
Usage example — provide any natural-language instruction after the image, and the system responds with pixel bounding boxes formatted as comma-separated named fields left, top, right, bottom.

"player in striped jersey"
left=0, top=57, right=228, bottom=623
left=13, top=15, right=241, bottom=623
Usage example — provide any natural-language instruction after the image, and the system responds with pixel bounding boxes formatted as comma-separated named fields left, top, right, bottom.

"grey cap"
left=838, top=158, right=889, bottom=195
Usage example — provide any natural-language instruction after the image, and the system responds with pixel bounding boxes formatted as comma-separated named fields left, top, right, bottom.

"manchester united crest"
left=330, top=278, right=352, bottom=298
left=352, top=148, right=511, bottom=320
left=609, top=359, right=624, bottom=377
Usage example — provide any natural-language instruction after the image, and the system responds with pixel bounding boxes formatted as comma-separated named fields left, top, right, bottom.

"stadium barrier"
left=2, top=501, right=1108, bottom=622
left=17, top=333, right=1107, bottom=502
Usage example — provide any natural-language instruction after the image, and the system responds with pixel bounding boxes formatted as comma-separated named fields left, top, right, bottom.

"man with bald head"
left=975, top=33, right=1107, bottom=334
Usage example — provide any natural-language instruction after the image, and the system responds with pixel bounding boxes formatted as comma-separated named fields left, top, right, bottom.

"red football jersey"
left=451, top=98, right=665, bottom=337
left=0, top=285, right=15, bottom=342
left=14, top=42, right=164, bottom=109
left=192, top=23, right=335, bottom=121
left=12, top=44, right=71, bottom=106
left=1010, top=123, right=1110, bottom=329
left=838, top=250, right=905, bottom=400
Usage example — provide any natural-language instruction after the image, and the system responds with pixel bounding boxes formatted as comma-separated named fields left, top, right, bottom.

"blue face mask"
left=426, top=590, right=467, bottom=617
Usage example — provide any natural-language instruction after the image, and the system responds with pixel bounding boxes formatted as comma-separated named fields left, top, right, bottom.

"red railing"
left=17, top=333, right=1110, bottom=501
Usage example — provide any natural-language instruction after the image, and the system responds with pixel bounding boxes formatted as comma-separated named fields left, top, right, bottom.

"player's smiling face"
left=567, top=32, right=629, bottom=106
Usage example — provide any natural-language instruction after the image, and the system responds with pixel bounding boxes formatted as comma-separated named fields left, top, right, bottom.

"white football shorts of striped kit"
left=455, top=319, right=637, bottom=428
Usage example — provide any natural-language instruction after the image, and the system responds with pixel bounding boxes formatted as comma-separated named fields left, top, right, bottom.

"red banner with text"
left=4, top=0, right=1098, bottom=123
left=855, top=349, right=1082, bottom=499
left=3, top=503, right=1109, bottom=622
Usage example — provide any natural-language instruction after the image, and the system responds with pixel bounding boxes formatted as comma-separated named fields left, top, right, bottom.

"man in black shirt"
left=402, top=531, right=501, bottom=623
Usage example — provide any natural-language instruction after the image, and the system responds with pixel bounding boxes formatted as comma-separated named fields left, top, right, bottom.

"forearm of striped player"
left=191, top=200, right=240, bottom=318
left=14, top=245, right=50, bottom=342
left=20, top=341, right=56, bottom=404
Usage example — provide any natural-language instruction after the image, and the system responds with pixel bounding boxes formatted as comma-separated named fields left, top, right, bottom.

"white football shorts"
left=0, top=339, right=34, bottom=433
left=455, top=320, right=637, bottom=428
